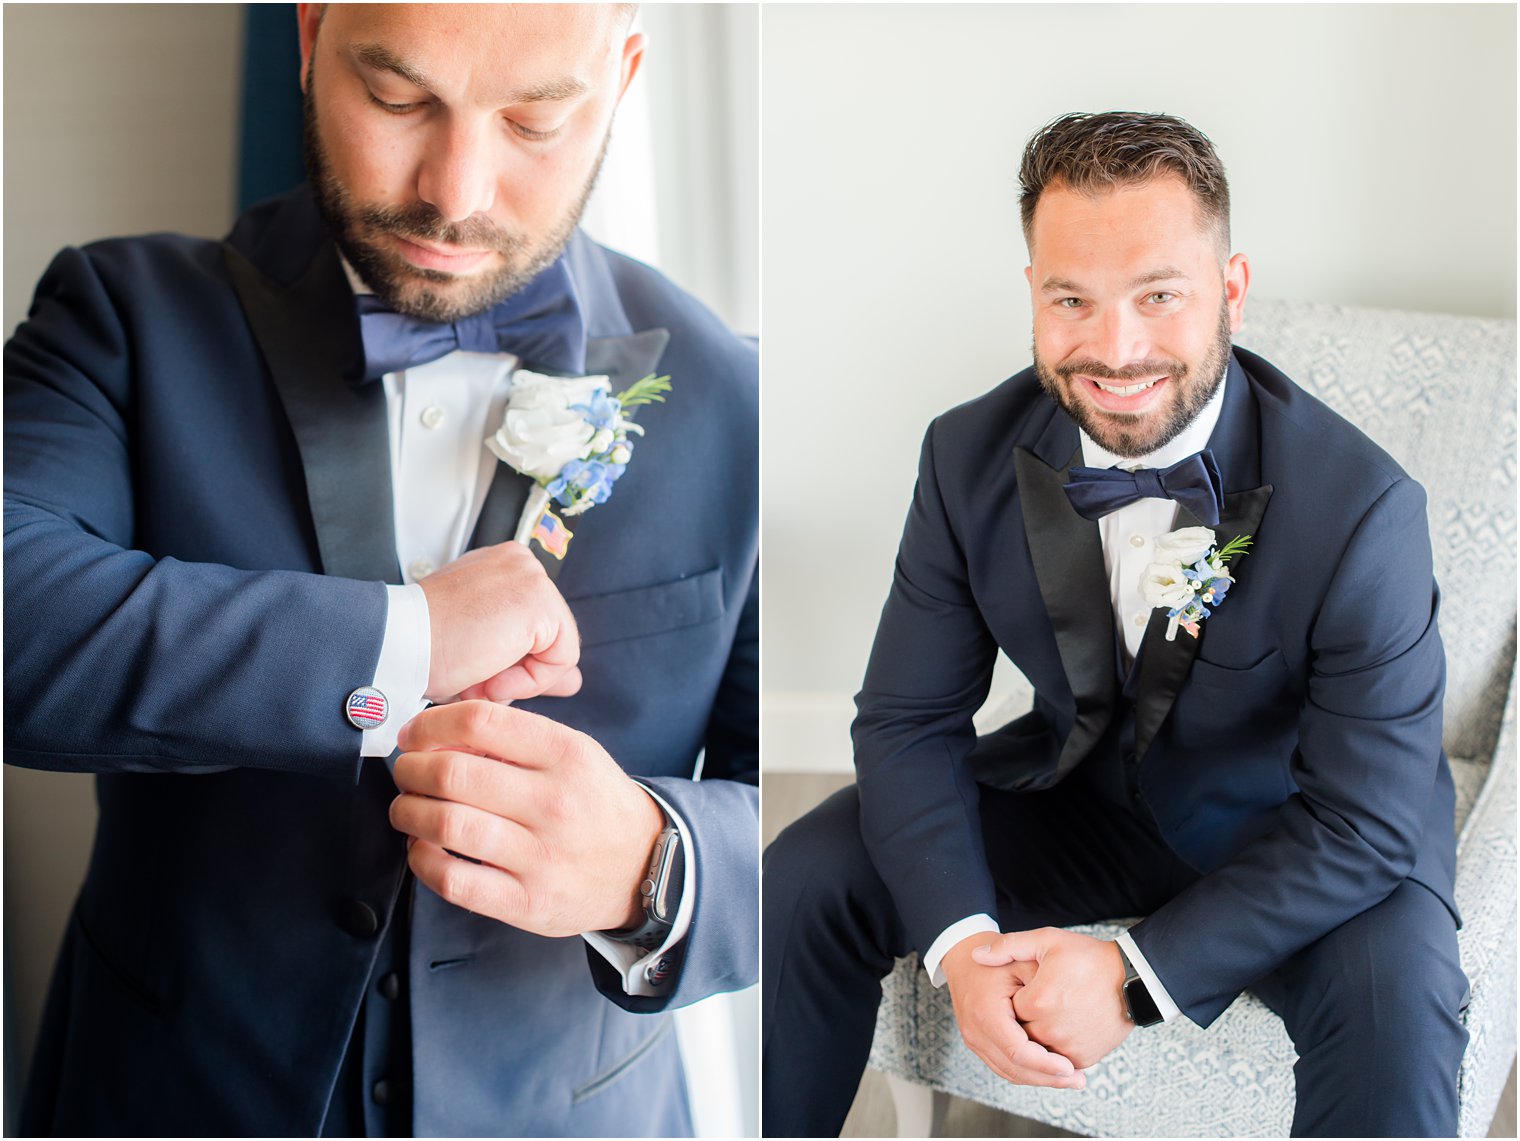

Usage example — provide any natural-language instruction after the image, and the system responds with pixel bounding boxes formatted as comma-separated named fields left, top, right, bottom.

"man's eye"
left=1058, top=297, right=1084, bottom=309
left=1146, top=291, right=1176, bottom=304
left=509, top=120, right=561, bottom=142
left=369, top=93, right=420, bottom=115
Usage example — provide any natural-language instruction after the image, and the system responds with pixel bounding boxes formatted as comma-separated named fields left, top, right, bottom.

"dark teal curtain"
left=238, top=4, right=306, bottom=211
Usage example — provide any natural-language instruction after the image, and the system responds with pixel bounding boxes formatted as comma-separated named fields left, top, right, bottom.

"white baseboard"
left=761, top=691, right=857, bottom=773
left=762, top=667, right=1036, bottom=776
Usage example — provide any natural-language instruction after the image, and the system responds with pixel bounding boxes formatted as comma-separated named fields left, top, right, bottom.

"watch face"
left=651, top=831, right=684, bottom=923
left=1124, top=977, right=1164, bottom=1027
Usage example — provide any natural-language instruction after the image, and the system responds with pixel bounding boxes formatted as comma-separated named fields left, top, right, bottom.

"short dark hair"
left=1018, top=111, right=1231, bottom=255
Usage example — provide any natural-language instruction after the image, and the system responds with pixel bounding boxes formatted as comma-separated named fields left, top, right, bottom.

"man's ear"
left=616, top=31, right=647, bottom=104
left=296, top=3, right=325, bottom=93
left=1224, top=253, right=1250, bottom=334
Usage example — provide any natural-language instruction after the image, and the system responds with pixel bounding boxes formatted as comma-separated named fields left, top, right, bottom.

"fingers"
left=392, top=749, right=525, bottom=820
left=397, top=700, right=582, bottom=769
left=526, top=598, right=580, bottom=667
left=953, top=969, right=1085, bottom=1091
left=407, top=838, right=530, bottom=924
left=535, top=666, right=583, bottom=697
left=418, top=541, right=582, bottom=699
left=973, top=928, right=1052, bottom=967
left=390, top=792, right=537, bottom=870
left=996, top=1014, right=1076, bottom=1079
left=968, top=1017, right=1085, bottom=1089
left=1007, top=1034, right=1079, bottom=1080
left=470, top=660, right=583, bottom=704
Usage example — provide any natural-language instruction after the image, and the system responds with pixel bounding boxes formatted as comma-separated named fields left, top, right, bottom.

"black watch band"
left=1118, top=944, right=1164, bottom=1028
left=603, top=824, right=684, bottom=951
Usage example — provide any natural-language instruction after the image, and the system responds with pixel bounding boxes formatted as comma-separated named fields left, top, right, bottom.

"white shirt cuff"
left=582, top=783, right=696, bottom=997
left=1116, top=929, right=1182, bottom=1023
left=923, top=913, right=1001, bottom=988
left=361, top=583, right=432, bottom=759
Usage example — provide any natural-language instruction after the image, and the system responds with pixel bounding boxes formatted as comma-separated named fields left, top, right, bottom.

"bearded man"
left=5, top=5, right=756, bottom=1135
left=762, top=111, right=1465, bottom=1137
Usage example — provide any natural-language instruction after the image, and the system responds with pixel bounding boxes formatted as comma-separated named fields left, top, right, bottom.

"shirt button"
left=420, top=405, right=445, bottom=430
left=408, top=559, right=435, bottom=581
left=1133, top=612, right=1148, bottom=627
left=1129, top=534, right=1146, bottom=548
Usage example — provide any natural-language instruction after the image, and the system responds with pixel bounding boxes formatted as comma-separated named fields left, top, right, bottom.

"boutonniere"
left=1140, top=526, right=1253, bottom=641
left=485, top=370, right=672, bottom=558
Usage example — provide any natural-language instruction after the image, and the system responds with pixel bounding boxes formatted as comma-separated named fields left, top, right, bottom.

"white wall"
left=760, top=2, right=1517, bottom=772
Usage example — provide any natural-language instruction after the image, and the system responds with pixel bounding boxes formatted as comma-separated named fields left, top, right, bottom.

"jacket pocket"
left=571, top=1018, right=675, bottom=1104
left=568, top=568, right=725, bottom=648
left=1187, top=648, right=1289, bottom=695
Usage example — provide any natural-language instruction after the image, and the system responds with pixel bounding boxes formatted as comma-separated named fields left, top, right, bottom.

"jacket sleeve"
left=1129, top=476, right=1448, bottom=1026
left=587, top=557, right=759, bottom=1012
left=4, top=245, right=385, bottom=781
left=851, top=420, right=1003, bottom=955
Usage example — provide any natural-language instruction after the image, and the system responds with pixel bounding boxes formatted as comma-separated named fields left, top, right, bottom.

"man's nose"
left=1089, top=305, right=1149, bottom=370
left=415, top=115, right=497, bottom=225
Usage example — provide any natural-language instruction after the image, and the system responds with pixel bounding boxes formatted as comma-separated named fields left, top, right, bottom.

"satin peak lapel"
left=1015, top=444, right=1118, bottom=781
left=223, top=240, right=401, bottom=585
left=470, top=328, right=671, bottom=582
left=1131, top=483, right=1273, bottom=760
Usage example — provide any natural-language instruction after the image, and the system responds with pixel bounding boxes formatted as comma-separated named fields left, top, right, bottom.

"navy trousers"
left=761, top=764, right=1467, bottom=1137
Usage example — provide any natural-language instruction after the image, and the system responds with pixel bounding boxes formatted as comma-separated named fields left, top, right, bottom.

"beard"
left=302, top=63, right=607, bottom=323
left=1033, top=297, right=1233, bottom=458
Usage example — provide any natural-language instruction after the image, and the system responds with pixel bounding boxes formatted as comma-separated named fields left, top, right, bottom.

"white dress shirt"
left=343, top=270, right=692, bottom=995
left=921, top=369, right=1231, bottom=1027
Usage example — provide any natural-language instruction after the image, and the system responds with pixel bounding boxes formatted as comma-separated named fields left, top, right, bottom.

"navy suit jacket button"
left=379, top=971, right=401, bottom=1000
left=372, top=1079, right=392, bottom=1106
left=338, top=899, right=380, bottom=937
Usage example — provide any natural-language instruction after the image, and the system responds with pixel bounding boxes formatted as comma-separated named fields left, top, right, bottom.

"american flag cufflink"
left=346, top=686, right=389, bottom=730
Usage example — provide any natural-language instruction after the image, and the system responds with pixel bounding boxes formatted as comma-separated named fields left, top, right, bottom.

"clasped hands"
left=388, top=542, right=664, bottom=937
left=940, top=927, right=1135, bottom=1089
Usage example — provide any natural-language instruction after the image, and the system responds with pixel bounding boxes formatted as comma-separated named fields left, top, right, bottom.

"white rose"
left=1140, top=563, right=1196, bottom=610
left=507, top=369, right=609, bottom=410
left=484, top=371, right=612, bottom=479
left=486, top=404, right=591, bottom=479
left=1152, top=526, right=1217, bottom=568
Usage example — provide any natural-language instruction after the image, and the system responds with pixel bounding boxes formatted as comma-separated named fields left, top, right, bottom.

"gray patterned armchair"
left=867, top=298, right=1517, bottom=1137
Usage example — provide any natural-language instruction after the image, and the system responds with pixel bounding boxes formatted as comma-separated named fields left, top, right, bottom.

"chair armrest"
left=1453, top=668, right=1518, bottom=1137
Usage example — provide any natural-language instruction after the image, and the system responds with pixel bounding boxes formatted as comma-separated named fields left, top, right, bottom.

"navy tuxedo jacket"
left=853, top=351, right=1456, bottom=1027
left=5, top=187, right=757, bottom=1136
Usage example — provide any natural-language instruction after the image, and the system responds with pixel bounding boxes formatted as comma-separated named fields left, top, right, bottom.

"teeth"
left=1094, top=379, right=1158, bottom=396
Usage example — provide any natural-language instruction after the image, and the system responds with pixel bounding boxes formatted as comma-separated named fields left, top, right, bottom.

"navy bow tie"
left=1064, top=448, right=1224, bottom=527
left=356, top=254, right=586, bottom=381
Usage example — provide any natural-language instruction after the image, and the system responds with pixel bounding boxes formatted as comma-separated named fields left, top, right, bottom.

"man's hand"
left=389, top=701, right=665, bottom=936
left=940, top=932, right=1087, bottom=1090
left=417, top=541, right=581, bottom=703
left=974, top=928, right=1133, bottom=1069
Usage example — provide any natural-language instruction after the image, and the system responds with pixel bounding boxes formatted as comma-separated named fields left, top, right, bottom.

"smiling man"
left=6, top=5, right=757, bottom=1136
left=763, top=112, right=1465, bottom=1137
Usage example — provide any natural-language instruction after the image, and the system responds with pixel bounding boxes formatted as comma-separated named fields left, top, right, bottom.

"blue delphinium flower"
left=569, top=388, right=621, bottom=432
left=548, top=457, right=629, bottom=513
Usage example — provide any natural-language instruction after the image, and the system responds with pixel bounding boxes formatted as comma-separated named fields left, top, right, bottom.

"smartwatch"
left=1118, top=944, right=1164, bottom=1027
left=604, top=824, right=684, bottom=951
